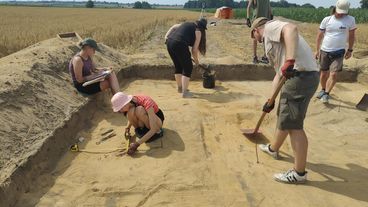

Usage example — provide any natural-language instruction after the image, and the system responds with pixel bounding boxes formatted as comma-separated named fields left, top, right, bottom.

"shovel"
left=191, top=58, right=211, bottom=73
left=241, top=76, right=287, bottom=137
left=356, top=93, right=368, bottom=111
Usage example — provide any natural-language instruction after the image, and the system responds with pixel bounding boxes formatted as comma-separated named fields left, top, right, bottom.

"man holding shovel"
left=250, top=17, right=319, bottom=183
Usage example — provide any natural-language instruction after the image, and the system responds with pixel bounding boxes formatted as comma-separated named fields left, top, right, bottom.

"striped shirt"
left=134, top=95, right=159, bottom=113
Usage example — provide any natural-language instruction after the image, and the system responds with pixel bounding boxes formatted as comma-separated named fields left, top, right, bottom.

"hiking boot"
left=316, top=90, right=326, bottom=99
left=274, top=169, right=307, bottom=184
left=252, top=56, right=259, bottom=64
left=321, top=94, right=330, bottom=103
left=259, top=56, right=269, bottom=64
left=259, top=144, right=279, bottom=159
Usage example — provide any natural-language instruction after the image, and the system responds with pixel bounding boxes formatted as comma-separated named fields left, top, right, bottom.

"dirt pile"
left=0, top=37, right=127, bottom=205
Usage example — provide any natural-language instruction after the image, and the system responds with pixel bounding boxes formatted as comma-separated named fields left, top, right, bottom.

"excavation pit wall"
left=0, top=63, right=363, bottom=207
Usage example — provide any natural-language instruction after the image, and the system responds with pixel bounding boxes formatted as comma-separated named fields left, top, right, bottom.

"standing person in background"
left=246, top=0, right=272, bottom=64
left=165, top=18, right=207, bottom=98
left=251, top=17, right=319, bottom=184
left=315, top=0, right=356, bottom=104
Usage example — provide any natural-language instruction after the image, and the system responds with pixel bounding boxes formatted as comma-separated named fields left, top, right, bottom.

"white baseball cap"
left=336, top=0, right=350, bottom=14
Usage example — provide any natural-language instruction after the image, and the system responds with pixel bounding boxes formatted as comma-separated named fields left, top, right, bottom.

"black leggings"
left=166, top=39, right=193, bottom=78
left=74, top=81, right=101, bottom=95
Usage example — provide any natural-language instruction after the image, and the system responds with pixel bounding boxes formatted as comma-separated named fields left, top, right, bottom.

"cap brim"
left=93, top=45, right=101, bottom=52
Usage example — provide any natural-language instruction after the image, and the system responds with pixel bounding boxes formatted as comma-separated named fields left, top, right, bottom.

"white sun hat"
left=336, top=0, right=350, bottom=14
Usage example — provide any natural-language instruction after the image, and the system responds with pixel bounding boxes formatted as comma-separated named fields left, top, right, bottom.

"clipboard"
left=82, top=70, right=111, bottom=87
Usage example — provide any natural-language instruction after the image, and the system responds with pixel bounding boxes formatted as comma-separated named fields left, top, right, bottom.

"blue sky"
left=120, top=0, right=361, bottom=8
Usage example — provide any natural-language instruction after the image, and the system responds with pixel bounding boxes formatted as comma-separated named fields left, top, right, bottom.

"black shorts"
left=74, top=81, right=101, bottom=95
left=166, top=39, right=193, bottom=78
left=155, top=109, right=165, bottom=123
left=135, top=109, right=165, bottom=142
left=135, top=109, right=165, bottom=133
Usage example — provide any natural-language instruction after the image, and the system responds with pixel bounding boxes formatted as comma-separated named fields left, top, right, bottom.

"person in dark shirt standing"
left=165, top=18, right=207, bottom=98
left=246, top=0, right=272, bottom=64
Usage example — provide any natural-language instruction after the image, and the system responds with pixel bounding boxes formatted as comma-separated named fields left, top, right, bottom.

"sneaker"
left=316, top=90, right=326, bottom=99
left=321, top=94, right=330, bottom=103
left=182, top=90, right=194, bottom=98
left=259, top=144, right=279, bottom=159
left=274, top=169, right=307, bottom=184
left=252, top=56, right=259, bottom=64
left=259, top=56, right=269, bottom=64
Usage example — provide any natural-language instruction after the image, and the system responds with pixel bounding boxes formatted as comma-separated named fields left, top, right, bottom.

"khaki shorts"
left=319, top=50, right=344, bottom=72
left=277, top=72, right=319, bottom=130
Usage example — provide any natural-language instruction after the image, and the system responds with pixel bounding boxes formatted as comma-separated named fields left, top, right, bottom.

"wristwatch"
left=347, top=49, right=353, bottom=52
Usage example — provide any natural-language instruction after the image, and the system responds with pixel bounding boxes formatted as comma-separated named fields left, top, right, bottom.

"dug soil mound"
left=1, top=18, right=368, bottom=207
left=0, top=37, right=127, bottom=205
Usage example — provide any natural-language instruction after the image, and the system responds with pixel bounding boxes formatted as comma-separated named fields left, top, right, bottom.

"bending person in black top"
left=165, top=18, right=207, bottom=98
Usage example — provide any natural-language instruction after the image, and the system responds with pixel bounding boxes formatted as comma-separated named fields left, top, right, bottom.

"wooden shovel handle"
left=254, top=76, right=287, bottom=133
left=268, top=76, right=287, bottom=105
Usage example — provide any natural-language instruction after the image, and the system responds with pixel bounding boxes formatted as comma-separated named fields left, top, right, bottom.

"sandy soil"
left=1, top=16, right=368, bottom=207
left=0, top=37, right=127, bottom=186
left=129, top=18, right=368, bottom=69
left=128, top=18, right=256, bottom=66
left=16, top=80, right=368, bottom=207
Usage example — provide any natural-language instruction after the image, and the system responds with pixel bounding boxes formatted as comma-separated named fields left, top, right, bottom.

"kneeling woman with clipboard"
left=69, top=38, right=120, bottom=95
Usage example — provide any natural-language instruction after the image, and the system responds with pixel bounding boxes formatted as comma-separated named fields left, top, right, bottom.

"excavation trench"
left=1, top=64, right=367, bottom=207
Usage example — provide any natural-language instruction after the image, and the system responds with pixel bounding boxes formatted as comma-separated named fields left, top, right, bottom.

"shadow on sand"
left=132, top=128, right=185, bottom=159
left=281, top=153, right=368, bottom=203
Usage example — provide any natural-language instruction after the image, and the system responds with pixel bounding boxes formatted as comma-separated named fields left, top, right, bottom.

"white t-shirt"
left=320, top=15, right=356, bottom=52
left=263, top=20, right=318, bottom=74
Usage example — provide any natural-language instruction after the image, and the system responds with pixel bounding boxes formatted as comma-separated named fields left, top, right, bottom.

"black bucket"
left=202, top=71, right=215, bottom=89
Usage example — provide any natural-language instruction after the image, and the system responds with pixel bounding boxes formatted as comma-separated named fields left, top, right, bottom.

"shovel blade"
left=241, top=128, right=270, bottom=144
left=241, top=128, right=261, bottom=137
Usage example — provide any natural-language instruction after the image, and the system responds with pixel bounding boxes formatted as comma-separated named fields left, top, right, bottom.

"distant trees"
left=184, top=0, right=309, bottom=9
left=133, top=1, right=152, bottom=9
left=184, top=0, right=246, bottom=9
left=86, top=0, right=94, bottom=8
left=133, top=1, right=142, bottom=8
left=361, top=0, right=368, bottom=8
left=301, top=3, right=315, bottom=8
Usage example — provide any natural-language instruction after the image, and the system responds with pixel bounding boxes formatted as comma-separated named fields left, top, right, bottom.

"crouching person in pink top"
left=111, top=92, right=165, bottom=155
